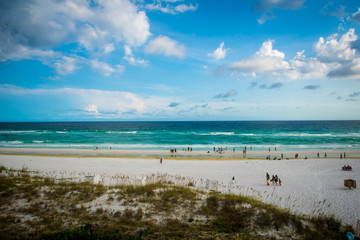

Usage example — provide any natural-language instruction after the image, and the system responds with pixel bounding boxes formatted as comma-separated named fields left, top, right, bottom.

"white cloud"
left=85, top=105, right=99, bottom=115
left=53, top=56, right=80, bottom=75
left=144, top=1, right=198, bottom=14
left=104, top=44, right=115, bottom=54
left=312, top=29, right=360, bottom=79
left=174, top=4, right=198, bottom=13
left=0, top=84, right=146, bottom=116
left=314, top=29, right=357, bottom=63
left=145, top=35, right=185, bottom=58
left=327, top=58, right=360, bottom=79
left=123, top=45, right=148, bottom=66
left=207, top=42, right=229, bottom=61
left=91, top=59, right=124, bottom=76
left=226, top=30, right=360, bottom=80
left=0, top=0, right=151, bottom=67
left=227, top=40, right=289, bottom=74
left=286, top=50, right=330, bottom=80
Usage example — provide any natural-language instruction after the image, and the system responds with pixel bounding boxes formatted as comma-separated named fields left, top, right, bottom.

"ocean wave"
left=1, top=142, right=359, bottom=151
left=55, top=131, right=67, bottom=134
left=274, top=133, right=360, bottom=137
left=32, top=140, right=44, bottom=143
left=0, top=141, right=24, bottom=144
left=197, top=132, right=236, bottom=136
left=105, top=131, right=137, bottom=134
left=0, top=130, right=38, bottom=134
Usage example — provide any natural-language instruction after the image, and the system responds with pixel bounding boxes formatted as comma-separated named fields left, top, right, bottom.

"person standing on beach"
left=344, top=152, right=346, bottom=158
left=266, top=172, right=270, bottom=186
left=279, top=178, right=282, bottom=186
left=160, top=158, right=162, bottom=164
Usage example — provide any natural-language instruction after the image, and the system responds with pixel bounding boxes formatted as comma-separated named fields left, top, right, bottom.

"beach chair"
left=344, top=179, right=357, bottom=189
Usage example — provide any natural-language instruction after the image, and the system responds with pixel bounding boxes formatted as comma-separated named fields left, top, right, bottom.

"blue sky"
left=1, top=0, right=360, bottom=121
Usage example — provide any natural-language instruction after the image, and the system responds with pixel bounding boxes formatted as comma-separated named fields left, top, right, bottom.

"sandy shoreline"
left=0, top=152, right=359, bottom=228
left=1, top=147, right=360, bottom=160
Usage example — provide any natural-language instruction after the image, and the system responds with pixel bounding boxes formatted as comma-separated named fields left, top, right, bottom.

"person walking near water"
left=160, top=158, right=162, bottom=164
left=266, top=172, right=270, bottom=186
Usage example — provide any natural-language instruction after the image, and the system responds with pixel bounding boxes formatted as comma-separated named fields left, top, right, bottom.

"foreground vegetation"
left=0, top=165, right=354, bottom=240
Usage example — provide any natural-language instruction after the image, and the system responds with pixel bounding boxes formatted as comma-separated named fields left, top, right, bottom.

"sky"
left=1, top=0, right=360, bottom=121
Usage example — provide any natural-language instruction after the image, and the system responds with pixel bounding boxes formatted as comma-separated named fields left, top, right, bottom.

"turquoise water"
left=0, top=121, right=359, bottom=151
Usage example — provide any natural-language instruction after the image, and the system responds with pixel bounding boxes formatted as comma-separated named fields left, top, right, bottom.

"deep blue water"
left=0, top=121, right=359, bottom=151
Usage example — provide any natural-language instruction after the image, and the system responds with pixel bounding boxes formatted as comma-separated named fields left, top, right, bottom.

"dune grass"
left=0, top=165, right=354, bottom=240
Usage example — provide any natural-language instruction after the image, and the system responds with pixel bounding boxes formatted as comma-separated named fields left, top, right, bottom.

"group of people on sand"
left=266, top=172, right=282, bottom=186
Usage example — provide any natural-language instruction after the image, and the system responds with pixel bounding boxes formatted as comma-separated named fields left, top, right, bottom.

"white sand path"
left=0, top=154, right=359, bottom=228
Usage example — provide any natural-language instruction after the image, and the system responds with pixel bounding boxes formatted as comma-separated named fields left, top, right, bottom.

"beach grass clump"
left=0, top=165, right=355, bottom=240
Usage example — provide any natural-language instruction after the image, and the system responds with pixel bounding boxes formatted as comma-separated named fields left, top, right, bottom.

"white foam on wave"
left=4, top=141, right=24, bottom=144
left=105, top=131, right=137, bottom=134
left=0, top=130, right=38, bottom=134
left=275, top=132, right=360, bottom=137
left=197, top=132, right=235, bottom=136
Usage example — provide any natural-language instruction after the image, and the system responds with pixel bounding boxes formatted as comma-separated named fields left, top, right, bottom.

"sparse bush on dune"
left=0, top=165, right=354, bottom=240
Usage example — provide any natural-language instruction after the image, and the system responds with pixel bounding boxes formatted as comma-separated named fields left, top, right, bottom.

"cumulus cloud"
left=304, top=85, right=320, bottom=90
left=145, top=35, right=185, bottom=58
left=286, top=50, right=329, bottom=80
left=226, top=29, right=360, bottom=80
left=327, top=58, right=360, bottom=79
left=0, top=0, right=150, bottom=75
left=214, top=90, right=237, bottom=99
left=91, top=59, right=124, bottom=76
left=53, top=56, right=81, bottom=75
left=123, top=45, right=147, bottom=66
left=227, top=40, right=289, bottom=74
left=144, top=1, right=198, bottom=14
left=313, top=29, right=360, bottom=79
left=208, top=42, right=229, bottom=61
left=253, top=0, right=306, bottom=24
left=314, top=29, right=357, bottom=63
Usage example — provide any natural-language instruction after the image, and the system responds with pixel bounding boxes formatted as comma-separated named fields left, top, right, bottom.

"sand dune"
left=0, top=153, right=359, bottom=228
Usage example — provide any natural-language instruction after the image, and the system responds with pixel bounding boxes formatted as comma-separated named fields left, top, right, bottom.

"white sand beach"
left=0, top=152, right=359, bottom=228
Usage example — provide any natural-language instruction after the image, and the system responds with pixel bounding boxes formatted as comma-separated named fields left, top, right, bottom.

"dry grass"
left=0, top=165, right=354, bottom=240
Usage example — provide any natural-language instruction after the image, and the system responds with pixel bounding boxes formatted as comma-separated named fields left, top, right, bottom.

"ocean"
left=0, top=121, right=359, bottom=151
